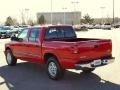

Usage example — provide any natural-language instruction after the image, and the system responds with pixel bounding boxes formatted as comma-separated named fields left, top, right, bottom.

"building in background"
left=37, top=11, right=81, bottom=25
left=93, top=17, right=120, bottom=24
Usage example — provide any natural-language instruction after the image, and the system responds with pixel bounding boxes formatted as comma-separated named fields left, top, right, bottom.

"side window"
left=17, top=29, right=28, bottom=41
left=29, top=28, right=40, bottom=43
left=45, top=28, right=57, bottom=39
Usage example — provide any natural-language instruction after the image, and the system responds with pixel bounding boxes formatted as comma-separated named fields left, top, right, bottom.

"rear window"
left=45, top=26, right=76, bottom=39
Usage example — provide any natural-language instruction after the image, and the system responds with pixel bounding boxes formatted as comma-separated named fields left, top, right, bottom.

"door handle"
left=23, top=44, right=26, bottom=46
left=23, top=44, right=29, bottom=47
left=36, top=45, right=40, bottom=48
left=94, top=45, right=99, bottom=48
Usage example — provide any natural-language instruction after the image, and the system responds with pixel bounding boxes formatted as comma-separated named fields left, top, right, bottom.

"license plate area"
left=91, top=59, right=102, bottom=66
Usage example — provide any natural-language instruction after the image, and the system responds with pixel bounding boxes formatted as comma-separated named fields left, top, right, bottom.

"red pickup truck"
left=5, top=25, right=114, bottom=80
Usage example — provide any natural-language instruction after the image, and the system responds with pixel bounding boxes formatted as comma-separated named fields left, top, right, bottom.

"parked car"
left=94, top=24, right=101, bottom=29
left=4, top=25, right=115, bottom=80
left=17, top=25, right=30, bottom=34
left=19, top=25, right=30, bottom=29
left=0, top=26, right=13, bottom=38
left=12, top=26, right=19, bottom=34
left=75, top=26, right=88, bottom=31
left=113, top=23, right=120, bottom=28
left=74, top=25, right=88, bottom=31
left=101, top=23, right=111, bottom=30
left=88, top=25, right=94, bottom=29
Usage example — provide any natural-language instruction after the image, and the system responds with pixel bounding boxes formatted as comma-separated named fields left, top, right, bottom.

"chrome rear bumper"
left=75, top=57, right=115, bottom=70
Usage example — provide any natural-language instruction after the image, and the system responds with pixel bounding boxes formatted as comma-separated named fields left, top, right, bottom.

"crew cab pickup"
left=4, top=25, right=115, bottom=80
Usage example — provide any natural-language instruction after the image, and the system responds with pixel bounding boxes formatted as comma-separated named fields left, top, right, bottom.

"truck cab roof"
left=32, top=25, right=73, bottom=29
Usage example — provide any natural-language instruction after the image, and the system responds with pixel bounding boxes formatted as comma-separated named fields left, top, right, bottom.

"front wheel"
left=46, top=57, right=65, bottom=80
left=5, top=49, right=17, bottom=66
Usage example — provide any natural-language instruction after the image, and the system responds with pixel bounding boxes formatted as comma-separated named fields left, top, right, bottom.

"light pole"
left=113, top=0, right=115, bottom=24
left=62, top=8, right=67, bottom=24
left=100, top=6, right=105, bottom=24
left=20, top=9, right=25, bottom=25
left=71, top=1, right=79, bottom=25
left=51, top=0, right=53, bottom=25
left=25, top=8, right=30, bottom=24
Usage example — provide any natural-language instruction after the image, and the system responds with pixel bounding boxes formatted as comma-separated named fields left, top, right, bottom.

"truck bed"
left=44, top=38, right=112, bottom=68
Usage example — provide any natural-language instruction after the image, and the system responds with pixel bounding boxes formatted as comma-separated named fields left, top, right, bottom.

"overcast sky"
left=0, top=0, right=120, bottom=23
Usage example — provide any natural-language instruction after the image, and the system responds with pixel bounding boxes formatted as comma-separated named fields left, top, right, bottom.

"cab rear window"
left=45, top=26, right=76, bottom=39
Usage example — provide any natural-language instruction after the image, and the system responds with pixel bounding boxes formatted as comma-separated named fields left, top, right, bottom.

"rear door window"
left=29, top=28, right=41, bottom=43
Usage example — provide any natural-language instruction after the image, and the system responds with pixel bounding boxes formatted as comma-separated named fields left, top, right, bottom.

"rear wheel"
left=46, top=57, right=65, bottom=80
left=5, top=49, right=17, bottom=66
left=82, top=68, right=95, bottom=73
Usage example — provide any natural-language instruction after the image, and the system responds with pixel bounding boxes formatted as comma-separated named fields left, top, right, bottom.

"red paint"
left=5, top=25, right=113, bottom=69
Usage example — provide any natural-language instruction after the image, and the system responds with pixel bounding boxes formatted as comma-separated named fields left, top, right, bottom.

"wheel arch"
left=5, top=47, right=12, bottom=53
left=44, top=53, right=59, bottom=63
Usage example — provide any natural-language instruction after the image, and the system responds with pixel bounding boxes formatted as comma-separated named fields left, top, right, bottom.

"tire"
left=4, top=35, right=8, bottom=39
left=82, top=68, right=95, bottom=73
left=5, top=49, right=17, bottom=66
left=46, top=57, right=65, bottom=80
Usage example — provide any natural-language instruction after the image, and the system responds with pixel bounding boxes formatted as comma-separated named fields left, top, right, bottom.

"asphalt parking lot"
left=0, top=29, right=120, bottom=90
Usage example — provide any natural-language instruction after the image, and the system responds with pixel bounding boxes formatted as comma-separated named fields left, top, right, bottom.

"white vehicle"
left=94, top=24, right=101, bottom=29
left=88, top=25, right=94, bottom=29
left=101, top=23, right=111, bottom=30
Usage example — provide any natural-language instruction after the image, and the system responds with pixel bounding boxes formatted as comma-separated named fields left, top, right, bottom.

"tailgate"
left=76, top=39, right=112, bottom=62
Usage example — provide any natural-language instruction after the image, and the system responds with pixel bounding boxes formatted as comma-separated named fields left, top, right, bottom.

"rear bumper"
left=75, top=57, right=115, bottom=70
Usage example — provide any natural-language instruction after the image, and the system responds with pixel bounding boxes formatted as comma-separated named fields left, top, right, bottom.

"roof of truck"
left=32, top=24, right=72, bottom=28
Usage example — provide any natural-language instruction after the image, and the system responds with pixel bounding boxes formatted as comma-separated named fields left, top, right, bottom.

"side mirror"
left=11, top=36, right=23, bottom=42
left=11, top=35, right=18, bottom=41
